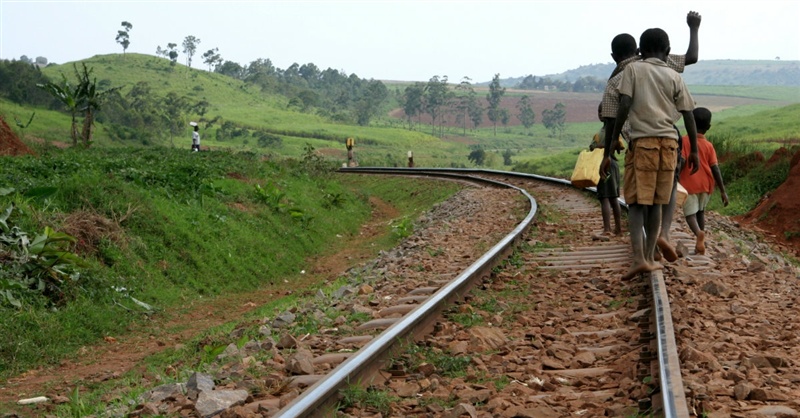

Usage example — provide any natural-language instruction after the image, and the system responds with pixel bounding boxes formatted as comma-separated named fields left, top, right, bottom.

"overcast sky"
left=1, top=0, right=798, bottom=82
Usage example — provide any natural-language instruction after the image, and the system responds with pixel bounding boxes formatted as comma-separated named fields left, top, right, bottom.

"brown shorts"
left=623, top=137, right=677, bottom=205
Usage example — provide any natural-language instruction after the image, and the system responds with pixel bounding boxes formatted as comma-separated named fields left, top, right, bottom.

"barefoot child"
left=600, top=27, right=700, bottom=281
left=679, top=107, right=729, bottom=254
left=590, top=104, right=623, bottom=236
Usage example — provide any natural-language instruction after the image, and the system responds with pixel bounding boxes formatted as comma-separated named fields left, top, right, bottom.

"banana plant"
left=37, top=74, right=82, bottom=145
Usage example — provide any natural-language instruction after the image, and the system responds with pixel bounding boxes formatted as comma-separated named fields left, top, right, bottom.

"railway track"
left=120, top=167, right=798, bottom=418
left=274, top=168, right=690, bottom=417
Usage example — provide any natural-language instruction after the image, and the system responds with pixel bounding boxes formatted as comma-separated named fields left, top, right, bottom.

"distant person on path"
left=600, top=27, right=700, bottom=280
left=191, top=122, right=200, bottom=152
left=679, top=107, right=729, bottom=254
left=600, top=10, right=701, bottom=262
left=408, top=151, right=414, bottom=168
left=346, top=137, right=355, bottom=166
left=590, top=104, right=623, bottom=237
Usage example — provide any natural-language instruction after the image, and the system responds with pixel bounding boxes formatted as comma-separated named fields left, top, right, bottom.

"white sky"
left=1, top=0, right=799, bottom=82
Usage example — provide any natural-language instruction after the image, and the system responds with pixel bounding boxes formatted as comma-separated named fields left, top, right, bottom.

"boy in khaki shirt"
left=600, top=28, right=700, bottom=281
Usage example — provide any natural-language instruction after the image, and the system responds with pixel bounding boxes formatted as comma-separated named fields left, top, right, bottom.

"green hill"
left=25, top=53, right=460, bottom=166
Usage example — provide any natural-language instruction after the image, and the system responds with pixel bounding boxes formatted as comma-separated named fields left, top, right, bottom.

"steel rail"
left=275, top=168, right=536, bottom=417
left=275, top=166, right=689, bottom=417
left=651, top=270, right=691, bottom=417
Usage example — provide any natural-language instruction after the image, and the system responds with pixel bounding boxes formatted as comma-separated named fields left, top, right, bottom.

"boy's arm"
left=680, top=109, right=700, bottom=174
left=600, top=95, right=630, bottom=179
left=711, top=165, right=729, bottom=206
left=685, top=11, right=701, bottom=65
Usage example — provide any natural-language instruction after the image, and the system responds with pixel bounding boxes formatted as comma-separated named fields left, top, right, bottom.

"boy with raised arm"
left=600, top=11, right=701, bottom=262
left=600, top=28, right=699, bottom=280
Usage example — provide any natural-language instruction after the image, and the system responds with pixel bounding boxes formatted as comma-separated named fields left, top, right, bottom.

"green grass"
left=338, top=384, right=398, bottom=415
left=689, top=85, right=800, bottom=102
left=0, top=146, right=461, bottom=380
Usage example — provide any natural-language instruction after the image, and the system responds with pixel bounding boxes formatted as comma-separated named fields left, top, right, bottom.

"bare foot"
left=614, top=228, right=622, bottom=236
left=592, top=233, right=610, bottom=242
left=695, top=231, right=706, bottom=255
left=657, top=237, right=678, bottom=262
left=622, top=260, right=660, bottom=281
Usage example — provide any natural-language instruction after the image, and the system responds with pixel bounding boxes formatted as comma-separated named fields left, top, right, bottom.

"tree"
left=37, top=73, right=82, bottom=145
left=215, top=60, right=246, bottom=79
left=467, top=147, right=486, bottom=166
left=486, top=73, right=505, bottom=136
left=516, top=95, right=535, bottom=131
left=423, top=75, right=450, bottom=136
left=354, top=79, right=388, bottom=126
left=401, top=82, right=424, bottom=130
left=75, top=63, right=120, bottom=147
left=541, top=102, right=566, bottom=137
left=468, top=94, right=484, bottom=130
left=182, top=35, right=200, bottom=68
left=454, top=77, right=475, bottom=135
left=38, top=63, right=119, bottom=147
left=499, top=108, right=510, bottom=130
left=157, top=43, right=179, bottom=66
left=502, top=149, right=514, bottom=166
left=202, top=48, right=222, bottom=71
left=115, top=21, right=133, bottom=55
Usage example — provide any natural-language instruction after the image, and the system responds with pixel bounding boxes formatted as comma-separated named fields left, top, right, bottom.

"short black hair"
left=693, top=107, right=712, bottom=132
left=639, top=28, right=670, bottom=54
left=611, top=33, right=637, bottom=57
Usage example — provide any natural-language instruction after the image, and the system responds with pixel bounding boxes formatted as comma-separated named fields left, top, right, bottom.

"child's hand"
left=721, top=191, right=729, bottom=207
left=687, top=151, right=700, bottom=175
left=599, top=157, right=611, bottom=180
left=687, top=11, right=701, bottom=29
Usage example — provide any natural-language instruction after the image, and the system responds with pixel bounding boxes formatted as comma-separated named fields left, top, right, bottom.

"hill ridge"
left=496, top=59, right=800, bottom=87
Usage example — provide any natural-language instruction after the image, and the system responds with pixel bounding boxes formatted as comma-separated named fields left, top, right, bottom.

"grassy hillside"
left=0, top=146, right=462, bottom=379
left=32, top=54, right=460, bottom=164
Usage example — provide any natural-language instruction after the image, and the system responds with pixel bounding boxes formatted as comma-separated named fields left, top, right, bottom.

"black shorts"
left=597, top=158, right=620, bottom=199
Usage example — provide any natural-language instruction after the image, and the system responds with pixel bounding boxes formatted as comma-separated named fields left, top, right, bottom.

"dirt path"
left=0, top=196, right=400, bottom=405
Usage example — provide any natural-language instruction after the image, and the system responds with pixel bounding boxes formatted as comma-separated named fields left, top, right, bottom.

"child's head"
left=639, top=28, right=671, bottom=57
left=611, top=34, right=637, bottom=63
left=194, top=125, right=199, bottom=132
left=693, top=107, right=712, bottom=133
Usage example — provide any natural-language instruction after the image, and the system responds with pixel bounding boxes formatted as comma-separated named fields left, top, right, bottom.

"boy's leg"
left=601, top=198, right=612, bottom=233
left=644, top=204, right=663, bottom=266
left=683, top=194, right=705, bottom=255
left=685, top=213, right=705, bottom=254
left=611, top=198, right=622, bottom=235
left=697, top=210, right=705, bottom=231
left=623, top=204, right=658, bottom=280
left=656, top=182, right=679, bottom=262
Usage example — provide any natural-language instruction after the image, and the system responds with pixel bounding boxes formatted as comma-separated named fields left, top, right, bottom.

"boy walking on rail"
left=600, top=11, right=702, bottom=262
left=600, top=27, right=700, bottom=280
left=679, top=107, right=729, bottom=255
left=590, top=104, right=623, bottom=236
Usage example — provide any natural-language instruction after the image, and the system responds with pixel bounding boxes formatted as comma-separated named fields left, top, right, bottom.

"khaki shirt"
left=617, top=58, right=694, bottom=140
left=601, top=54, right=686, bottom=141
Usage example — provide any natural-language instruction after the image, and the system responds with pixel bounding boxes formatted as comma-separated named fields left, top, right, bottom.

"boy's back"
left=679, top=134, right=717, bottom=194
left=617, top=58, right=694, bottom=140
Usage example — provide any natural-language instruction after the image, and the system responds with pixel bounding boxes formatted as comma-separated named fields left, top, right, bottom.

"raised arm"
left=685, top=11, right=702, bottom=65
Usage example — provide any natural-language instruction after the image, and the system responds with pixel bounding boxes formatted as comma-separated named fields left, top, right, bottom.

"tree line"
left=397, top=74, right=566, bottom=138
left=515, top=74, right=605, bottom=92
